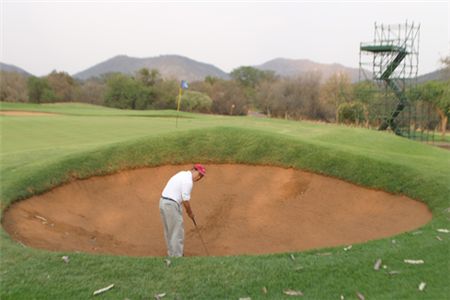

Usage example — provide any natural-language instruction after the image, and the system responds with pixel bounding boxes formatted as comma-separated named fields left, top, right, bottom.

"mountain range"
left=0, top=62, right=32, bottom=76
left=1, top=55, right=446, bottom=83
left=73, top=55, right=229, bottom=81
left=255, top=58, right=361, bottom=82
left=74, top=55, right=362, bottom=82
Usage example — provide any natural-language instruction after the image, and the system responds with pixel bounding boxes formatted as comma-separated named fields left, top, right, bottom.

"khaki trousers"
left=159, top=198, right=184, bottom=257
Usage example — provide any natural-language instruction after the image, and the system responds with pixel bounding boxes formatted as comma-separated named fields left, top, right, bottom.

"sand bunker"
left=0, top=110, right=57, bottom=116
left=2, top=164, right=431, bottom=256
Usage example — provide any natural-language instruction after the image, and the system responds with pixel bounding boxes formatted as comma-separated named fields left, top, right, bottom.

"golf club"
left=192, top=217, right=209, bottom=256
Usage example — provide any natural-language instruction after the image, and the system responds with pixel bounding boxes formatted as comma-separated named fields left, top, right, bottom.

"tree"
left=411, top=80, right=450, bottom=138
left=441, top=56, right=450, bottom=80
left=256, top=73, right=324, bottom=120
left=337, top=102, right=366, bottom=125
left=204, top=76, right=219, bottom=86
left=27, top=76, right=55, bottom=103
left=0, top=71, right=28, bottom=102
left=231, top=66, right=277, bottom=109
left=151, top=79, right=178, bottom=109
left=352, top=80, right=379, bottom=127
left=46, top=70, right=76, bottom=102
left=136, top=68, right=162, bottom=87
left=210, top=79, right=248, bottom=115
left=321, top=73, right=353, bottom=122
left=75, top=78, right=107, bottom=105
left=230, top=66, right=274, bottom=88
left=104, top=73, right=151, bottom=109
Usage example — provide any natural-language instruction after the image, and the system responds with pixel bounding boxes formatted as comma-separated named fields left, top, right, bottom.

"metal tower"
left=360, top=22, right=420, bottom=136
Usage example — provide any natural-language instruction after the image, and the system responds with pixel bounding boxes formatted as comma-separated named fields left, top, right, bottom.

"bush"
left=179, top=91, right=212, bottom=113
left=338, top=102, right=366, bottom=125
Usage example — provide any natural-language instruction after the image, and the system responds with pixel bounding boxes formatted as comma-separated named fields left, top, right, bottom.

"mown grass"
left=1, top=102, right=449, bottom=299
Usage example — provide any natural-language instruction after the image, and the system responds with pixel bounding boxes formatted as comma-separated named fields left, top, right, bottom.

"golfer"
left=159, top=164, right=206, bottom=257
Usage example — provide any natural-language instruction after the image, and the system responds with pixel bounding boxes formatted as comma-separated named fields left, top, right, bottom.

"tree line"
left=1, top=58, right=449, bottom=136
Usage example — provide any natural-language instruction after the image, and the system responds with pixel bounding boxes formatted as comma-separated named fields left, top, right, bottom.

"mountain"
left=255, top=58, right=361, bottom=82
left=74, top=55, right=229, bottom=82
left=0, top=62, right=33, bottom=76
left=417, top=69, right=449, bottom=83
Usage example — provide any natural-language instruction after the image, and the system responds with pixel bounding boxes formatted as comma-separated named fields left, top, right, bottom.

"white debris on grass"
left=283, top=289, right=303, bottom=296
left=437, top=229, right=449, bottom=233
left=316, top=252, right=332, bottom=256
left=239, top=297, right=251, bottom=300
left=374, top=258, right=382, bottom=271
left=290, top=254, right=296, bottom=261
left=412, top=231, right=422, bottom=235
left=93, top=284, right=114, bottom=296
left=61, top=256, right=70, bottom=263
left=404, top=259, right=424, bottom=264
left=340, top=295, right=344, bottom=300
left=436, top=236, right=443, bottom=241
left=262, top=286, right=268, bottom=294
left=154, top=292, right=166, bottom=300
left=356, top=292, right=365, bottom=300
left=418, top=282, right=426, bottom=291
left=164, top=259, right=171, bottom=267
left=382, top=265, right=387, bottom=269
left=388, top=271, right=401, bottom=275
left=343, top=245, right=352, bottom=251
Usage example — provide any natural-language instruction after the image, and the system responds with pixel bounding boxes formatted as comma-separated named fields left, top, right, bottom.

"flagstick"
left=176, top=87, right=182, bottom=128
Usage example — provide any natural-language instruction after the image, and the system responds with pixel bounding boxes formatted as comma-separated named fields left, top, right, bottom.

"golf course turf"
left=1, top=102, right=449, bottom=299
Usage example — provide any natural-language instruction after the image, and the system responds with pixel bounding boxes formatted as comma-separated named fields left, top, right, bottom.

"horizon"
left=1, top=1, right=449, bottom=76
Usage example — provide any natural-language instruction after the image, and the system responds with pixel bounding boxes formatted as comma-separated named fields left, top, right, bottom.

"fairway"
left=1, top=103, right=449, bottom=299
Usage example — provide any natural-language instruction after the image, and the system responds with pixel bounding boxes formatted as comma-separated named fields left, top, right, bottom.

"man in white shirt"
left=159, top=164, right=206, bottom=257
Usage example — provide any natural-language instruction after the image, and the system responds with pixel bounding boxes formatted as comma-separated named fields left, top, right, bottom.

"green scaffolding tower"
left=359, top=22, right=428, bottom=138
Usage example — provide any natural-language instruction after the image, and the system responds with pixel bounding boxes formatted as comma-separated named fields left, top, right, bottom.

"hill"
left=255, top=58, right=361, bottom=82
left=417, top=68, right=449, bottom=83
left=0, top=62, right=33, bottom=76
left=73, top=55, right=229, bottom=82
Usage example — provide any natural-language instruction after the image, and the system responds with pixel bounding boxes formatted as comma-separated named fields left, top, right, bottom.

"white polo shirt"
left=161, top=171, right=193, bottom=205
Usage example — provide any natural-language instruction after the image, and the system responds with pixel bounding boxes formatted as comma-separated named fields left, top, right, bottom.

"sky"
left=1, top=0, right=449, bottom=76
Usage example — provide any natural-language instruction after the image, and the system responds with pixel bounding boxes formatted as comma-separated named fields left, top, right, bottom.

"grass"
left=1, top=102, right=449, bottom=299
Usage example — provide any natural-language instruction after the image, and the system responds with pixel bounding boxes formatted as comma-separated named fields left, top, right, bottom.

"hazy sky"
left=1, top=0, right=449, bottom=76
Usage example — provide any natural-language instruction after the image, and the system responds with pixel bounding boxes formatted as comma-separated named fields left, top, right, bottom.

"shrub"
left=180, top=91, right=212, bottom=113
left=338, top=102, right=366, bottom=125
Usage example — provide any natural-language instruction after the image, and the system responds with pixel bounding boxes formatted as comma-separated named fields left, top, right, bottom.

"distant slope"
left=417, top=69, right=449, bottom=83
left=0, top=62, right=32, bottom=76
left=74, top=55, right=229, bottom=82
left=255, top=58, right=361, bottom=82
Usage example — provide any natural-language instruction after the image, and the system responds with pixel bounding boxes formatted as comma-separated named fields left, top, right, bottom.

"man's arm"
left=182, top=201, right=195, bottom=221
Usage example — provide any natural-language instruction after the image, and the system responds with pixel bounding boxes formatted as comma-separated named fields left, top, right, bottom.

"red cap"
left=194, top=164, right=206, bottom=176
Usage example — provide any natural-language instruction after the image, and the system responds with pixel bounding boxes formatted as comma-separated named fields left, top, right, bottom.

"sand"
left=0, top=110, right=57, bottom=116
left=2, top=164, right=432, bottom=256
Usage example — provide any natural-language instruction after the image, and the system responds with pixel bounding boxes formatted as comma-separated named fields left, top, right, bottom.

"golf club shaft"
left=192, top=218, right=209, bottom=256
